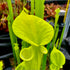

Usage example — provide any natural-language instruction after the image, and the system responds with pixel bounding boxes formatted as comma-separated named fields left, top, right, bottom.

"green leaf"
left=20, top=46, right=34, bottom=61
left=50, top=64, right=60, bottom=70
left=50, top=47, right=66, bottom=68
left=35, top=0, right=45, bottom=18
left=23, top=7, right=30, bottom=14
left=0, top=61, right=3, bottom=70
left=12, top=11, right=54, bottom=46
left=31, top=0, right=34, bottom=15
left=40, top=46, right=48, bottom=54
left=15, top=62, right=25, bottom=70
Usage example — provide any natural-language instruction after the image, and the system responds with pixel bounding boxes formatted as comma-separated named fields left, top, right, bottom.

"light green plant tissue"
left=12, top=10, right=54, bottom=70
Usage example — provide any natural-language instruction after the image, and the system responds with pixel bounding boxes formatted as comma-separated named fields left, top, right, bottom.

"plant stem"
left=7, top=0, right=14, bottom=23
left=52, top=25, right=59, bottom=47
left=14, top=43, right=20, bottom=65
left=58, top=23, right=66, bottom=49
left=52, top=8, right=60, bottom=48
left=63, top=0, right=70, bottom=23
left=35, top=0, right=45, bottom=19
left=7, top=20, right=17, bottom=65
left=54, top=8, right=60, bottom=32
left=56, top=39, right=59, bottom=48
left=42, top=43, right=50, bottom=70
left=31, top=0, right=34, bottom=15
left=7, top=0, right=18, bottom=65
left=32, top=46, right=43, bottom=70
